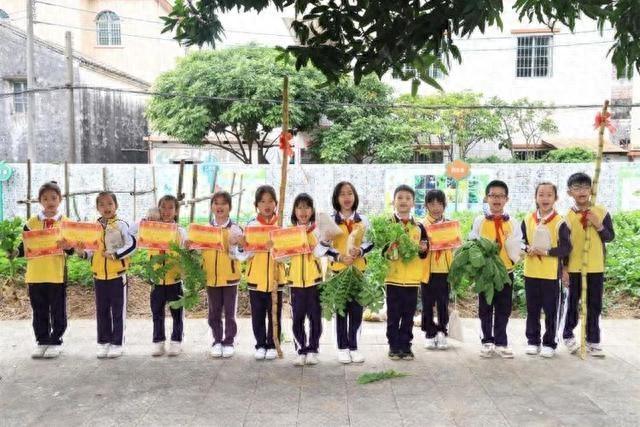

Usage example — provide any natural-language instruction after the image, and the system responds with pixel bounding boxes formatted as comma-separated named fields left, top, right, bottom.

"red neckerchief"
left=572, top=206, right=590, bottom=230
left=306, top=223, right=316, bottom=234
left=43, top=218, right=56, bottom=229
left=486, top=214, right=508, bottom=249
left=257, top=214, right=278, bottom=226
left=344, top=219, right=354, bottom=234
left=427, top=214, right=444, bottom=261
left=534, top=210, right=558, bottom=225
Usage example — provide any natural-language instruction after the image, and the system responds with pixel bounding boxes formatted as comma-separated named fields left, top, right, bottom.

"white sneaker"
left=495, top=346, right=514, bottom=359
left=31, top=345, right=48, bottom=359
left=564, top=337, right=579, bottom=354
left=152, top=342, right=166, bottom=357
left=350, top=350, right=365, bottom=363
left=587, top=343, right=605, bottom=358
left=436, top=332, right=448, bottom=350
left=293, top=354, right=306, bottom=366
left=254, top=347, right=266, bottom=360
left=107, top=345, right=123, bottom=359
left=265, top=349, right=277, bottom=360
left=210, top=343, right=223, bottom=358
left=540, top=346, right=555, bottom=358
left=424, top=338, right=437, bottom=350
left=43, top=345, right=62, bottom=359
left=480, top=343, right=495, bottom=358
left=525, top=344, right=540, bottom=355
left=337, top=349, right=351, bottom=364
left=97, top=344, right=110, bottom=359
left=167, top=341, right=182, bottom=357
left=306, top=352, right=319, bottom=365
left=222, top=345, right=235, bottom=358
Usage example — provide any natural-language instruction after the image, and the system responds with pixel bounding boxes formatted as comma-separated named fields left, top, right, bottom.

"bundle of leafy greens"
left=448, top=237, right=511, bottom=304
left=357, top=370, right=408, bottom=385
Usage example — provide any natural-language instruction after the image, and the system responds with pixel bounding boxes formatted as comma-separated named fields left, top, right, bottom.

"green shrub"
left=606, top=211, right=640, bottom=298
left=67, top=255, right=94, bottom=287
left=543, top=147, right=595, bottom=163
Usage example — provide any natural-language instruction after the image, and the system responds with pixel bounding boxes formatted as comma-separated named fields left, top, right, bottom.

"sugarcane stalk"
left=580, top=100, right=609, bottom=359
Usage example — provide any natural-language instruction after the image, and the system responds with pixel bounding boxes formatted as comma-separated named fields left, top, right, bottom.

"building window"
left=0, top=9, right=9, bottom=20
left=12, top=81, right=27, bottom=113
left=516, top=35, right=552, bottom=77
left=96, top=11, right=121, bottom=46
left=411, top=149, right=443, bottom=164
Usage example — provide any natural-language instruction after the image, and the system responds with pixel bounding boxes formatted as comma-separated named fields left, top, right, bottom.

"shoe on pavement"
left=564, top=337, right=579, bottom=354
left=388, top=350, right=401, bottom=361
left=424, top=338, right=437, bottom=350
left=305, top=353, right=319, bottom=365
left=495, top=346, right=514, bottom=359
left=31, top=345, right=48, bottom=359
left=97, top=344, right=110, bottom=359
left=43, top=345, right=62, bottom=359
left=350, top=350, right=365, bottom=363
left=107, top=345, right=123, bottom=359
left=480, top=343, right=495, bottom=358
left=436, top=332, right=448, bottom=350
left=152, top=342, right=166, bottom=357
left=254, top=347, right=266, bottom=360
left=222, top=345, right=235, bottom=358
left=293, top=354, right=306, bottom=366
left=337, top=349, right=351, bottom=364
left=167, top=341, right=182, bottom=357
left=587, top=343, right=605, bottom=358
left=540, top=346, right=555, bottom=358
left=265, top=349, right=277, bottom=360
left=401, top=350, right=415, bottom=361
left=210, top=343, right=223, bottom=358
left=525, top=344, right=541, bottom=355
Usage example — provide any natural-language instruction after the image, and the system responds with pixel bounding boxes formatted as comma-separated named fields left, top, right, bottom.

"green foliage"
left=357, top=370, right=408, bottom=385
left=0, top=218, right=25, bottom=279
left=448, top=238, right=511, bottom=305
left=606, top=211, right=640, bottom=299
left=543, top=148, right=596, bottom=163
left=319, top=266, right=365, bottom=319
left=367, top=215, right=420, bottom=263
left=67, top=255, right=94, bottom=287
left=167, top=243, right=207, bottom=310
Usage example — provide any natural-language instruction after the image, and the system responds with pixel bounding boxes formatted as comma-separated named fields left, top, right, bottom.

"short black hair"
left=393, top=184, right=415, bottom=199
left=567, top=172, right=592, bottom=188
left=211, top=191, right=232, bottom=210
left=38, top=181, right=62, bottom=200
left=425, top=189, right=447, bottom=207
left=96, top=191, right=118, bottom=208
left=332, top=181, right=359, bottom=212
left=485, top=180, right=509, bottom=196
left=291, top=193, right=316, bottom=225
left=254, top=185, right=278, bottom=207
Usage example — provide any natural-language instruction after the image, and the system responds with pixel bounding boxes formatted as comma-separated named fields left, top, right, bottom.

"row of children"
left=18, top=171, right=613, bottom=364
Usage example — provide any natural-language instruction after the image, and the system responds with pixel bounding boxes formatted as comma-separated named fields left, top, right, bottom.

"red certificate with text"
left=425, top=220, right=462, bottom=251
left=60, top=221, right=102, bottom=250
left=244, top=225, right=277, bottom=252
left=138, top=220, right=178, bottom=250
left=187, top=224, right=224, bottom=250
left=23, top=228, right=63, bottom=259
left=269, top=226, right=311, bottom=260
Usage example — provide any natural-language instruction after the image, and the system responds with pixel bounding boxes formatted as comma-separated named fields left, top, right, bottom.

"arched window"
left=96, top=11, right=121, bottom=46
left=0, top=9, right=10, bottom=20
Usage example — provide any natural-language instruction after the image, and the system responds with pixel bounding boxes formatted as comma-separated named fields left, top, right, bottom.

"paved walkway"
left=0, top=318, right=638, bottom=426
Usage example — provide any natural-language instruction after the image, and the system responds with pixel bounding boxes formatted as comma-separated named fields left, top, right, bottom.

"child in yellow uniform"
left=17, top=181, right=74, bottom=359
left=288, top=193, right=330, bottom=366
left=384, top=185, right=428, bottom=361
left=325, top=182, right=374, bottom=364
left=421, top=190, right=453, bottom=351
left=469, top=180, right=522, bottom=359
left=521, top=183, right=571, bottom=358
left=562, top=173, right=614, bottom=357
left=236, top=185, right=286, bottom=361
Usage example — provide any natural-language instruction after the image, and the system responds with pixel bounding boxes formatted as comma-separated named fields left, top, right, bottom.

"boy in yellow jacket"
left=385, top=185, right=428, bottom=361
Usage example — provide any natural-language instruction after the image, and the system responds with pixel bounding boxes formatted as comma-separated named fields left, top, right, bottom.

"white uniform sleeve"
left=115, top=221, right=136, bottom=259
left=468, top=216, right=484, bottom=240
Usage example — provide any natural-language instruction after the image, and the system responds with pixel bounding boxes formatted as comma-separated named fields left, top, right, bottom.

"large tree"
left=162, top=0, right=639, bottom=88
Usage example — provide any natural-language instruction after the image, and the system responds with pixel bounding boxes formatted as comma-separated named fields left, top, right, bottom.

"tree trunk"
left=257, top=147, right=270, bottom=164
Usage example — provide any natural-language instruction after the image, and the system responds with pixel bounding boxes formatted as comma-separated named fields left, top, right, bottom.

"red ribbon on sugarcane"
left=593, top=112, right=616, bottom=134
left=279, top=132, right=294, bottom=157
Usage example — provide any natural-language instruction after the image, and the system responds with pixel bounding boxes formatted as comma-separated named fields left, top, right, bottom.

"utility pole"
left=26, top=0, right=36, bottom=162
left=65, top=31, right=77, bottom=163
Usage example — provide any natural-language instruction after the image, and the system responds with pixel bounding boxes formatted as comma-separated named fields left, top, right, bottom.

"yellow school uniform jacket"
left=287, top=225, right=329, bottom=288
left=237, top=217, right=286, bottom=292
left=421, top=215, right=453, bottom=284
left=90, top=217, right=136, bottom=281
left=565, top=205, right=615, bottom=273
left=146, top=225, right=187, bottom=285
left=522, top=211, right=571, bottom=280
left=385, top=216, right=428, bottom=287
left=202, top=219, right=242, bottom=287
left=327, top=212, right=374, bottom=273
left=469, top=213, right=522, bottom=272
left=21, top=212, right=69, bottom=284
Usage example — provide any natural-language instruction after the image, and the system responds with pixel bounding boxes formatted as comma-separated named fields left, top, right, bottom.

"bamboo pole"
left=189, top=163, right=198, bottom=223
left=26, top=159, right=32, bottom=218
left=132, top=167, right=137, bottom=222
left=64, top=162, right=70, bottom=217
left=151, top=165, right=158, bottom=205
left=579, top=100, right=609, bottom=359
left=176, top=160, right=185, bottom=220
left=208, top=165, right=219, bottom=223
left=235, top=174, right=244, bottom=222
left=102, top=167, right=108, bottom=191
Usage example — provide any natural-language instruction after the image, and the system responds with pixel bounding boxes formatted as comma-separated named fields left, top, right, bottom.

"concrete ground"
left=0, top=318, right=638, bottom=427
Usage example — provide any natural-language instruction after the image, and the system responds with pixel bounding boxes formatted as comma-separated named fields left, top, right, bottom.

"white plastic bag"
left=105, top=226, right=124, bottom=255
left=504, top=233, right=522, bottom=263
left=532, top=224, right=552, bottom=251
left=316, top=212, right=343, bottom=242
